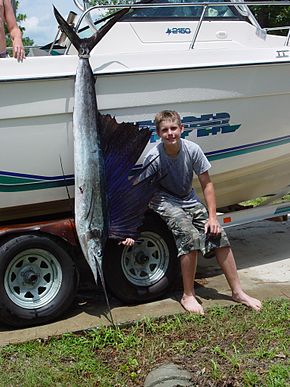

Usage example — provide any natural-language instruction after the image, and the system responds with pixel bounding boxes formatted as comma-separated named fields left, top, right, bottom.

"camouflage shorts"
left=151, top=200, right=230, bottom=258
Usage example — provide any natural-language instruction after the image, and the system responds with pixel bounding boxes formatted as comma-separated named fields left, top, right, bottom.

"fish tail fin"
left=53, top=6, right=129, bottom=55
left=53, top=6, right=81, bottom=51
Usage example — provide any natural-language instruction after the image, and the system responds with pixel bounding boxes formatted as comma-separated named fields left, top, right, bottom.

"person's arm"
left=198, top=171, right=221, bottom=235
left=4, top=0, right=25, bottom=61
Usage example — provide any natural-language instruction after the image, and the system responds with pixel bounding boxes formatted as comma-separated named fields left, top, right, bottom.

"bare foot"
left=181, top=294, right=204, bottom=314
left=232, top=291, right=262, bottom=311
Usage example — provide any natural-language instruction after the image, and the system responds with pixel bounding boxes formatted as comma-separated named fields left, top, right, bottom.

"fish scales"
left=74, top=56, right=108, bottom=267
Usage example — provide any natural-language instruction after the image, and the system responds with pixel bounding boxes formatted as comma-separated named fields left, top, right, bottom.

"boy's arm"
left=198, top=171, right=221, bottom=235
left=4, top=0, right=25, bottom=61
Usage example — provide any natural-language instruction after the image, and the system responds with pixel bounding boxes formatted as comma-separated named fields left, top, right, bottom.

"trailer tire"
left=0, top=234, right=77, bottom=328
left=104, top=212, right=178, bottom=304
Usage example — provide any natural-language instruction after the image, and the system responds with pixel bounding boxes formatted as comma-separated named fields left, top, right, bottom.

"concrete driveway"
left=0, top=218, right=289, bottom=346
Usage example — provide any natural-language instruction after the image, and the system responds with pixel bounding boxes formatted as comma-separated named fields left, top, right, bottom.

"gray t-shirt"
left=143, top=139, right=211, bottom=207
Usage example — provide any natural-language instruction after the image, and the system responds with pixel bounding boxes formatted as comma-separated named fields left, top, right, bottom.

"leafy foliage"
left=89, top=0, right=133, bottom=15
left=246, top=1, right=290, bottom=30
left=89, top=0, right=133, bottom=5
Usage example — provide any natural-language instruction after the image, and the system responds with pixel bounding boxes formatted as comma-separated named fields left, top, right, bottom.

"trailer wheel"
left=0, top=234, right=77, bottom=328
left=104, top=213, right=178, bottom=304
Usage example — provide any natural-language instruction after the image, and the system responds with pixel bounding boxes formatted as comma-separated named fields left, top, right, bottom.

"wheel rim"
left=4, top=249, right=63, bottom=309
left=121, top=231, right=170, bottom=287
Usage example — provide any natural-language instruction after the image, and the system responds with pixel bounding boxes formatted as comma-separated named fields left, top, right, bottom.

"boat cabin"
left=57, top=0, right=283, bottom=57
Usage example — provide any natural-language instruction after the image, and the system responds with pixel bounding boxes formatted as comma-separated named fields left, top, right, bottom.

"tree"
left=89, top=0, right=133, bottom=5
left=246, top=1, right=290, bottom=30
left=5, top=0, right=34, bottom=48
left=89, top=0, right=133, bottom=15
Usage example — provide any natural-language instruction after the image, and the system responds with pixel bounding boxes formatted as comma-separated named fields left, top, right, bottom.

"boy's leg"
left=215, top=246, right=262, bottom=311
left=187, top=203, right=261, bottom=311
left=180, top=250, right=204, bottom=314
left=149, top=201, right=204, bottom=313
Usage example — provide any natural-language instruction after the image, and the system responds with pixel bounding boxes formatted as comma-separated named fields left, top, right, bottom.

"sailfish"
left=53, top=7, right=158, bottom=318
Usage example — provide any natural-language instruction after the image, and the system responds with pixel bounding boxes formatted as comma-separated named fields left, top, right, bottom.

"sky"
left=18, top=1, right=80, bottom=46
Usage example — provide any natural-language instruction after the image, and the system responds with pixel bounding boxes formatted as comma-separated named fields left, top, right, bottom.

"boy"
left=0, top=0, right=25, bottom=60
left=142, top=110, right=261, bottom=314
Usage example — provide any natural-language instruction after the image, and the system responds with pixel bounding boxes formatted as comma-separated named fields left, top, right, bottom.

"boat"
left=1, top=0, right=290, bottom=223
left=1, top=0, right=290, bottom=327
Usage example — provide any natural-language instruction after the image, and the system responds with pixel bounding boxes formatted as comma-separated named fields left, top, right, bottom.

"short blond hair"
left=154, top=110, right=182, bottom=131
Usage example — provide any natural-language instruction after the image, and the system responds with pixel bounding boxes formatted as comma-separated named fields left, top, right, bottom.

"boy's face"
left=157, top=119, right=184, bottom=146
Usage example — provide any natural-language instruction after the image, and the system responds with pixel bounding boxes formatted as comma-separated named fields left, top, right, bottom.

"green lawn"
left=241, top=193, right=290, bottom=207
left=0, top=299, right=289, bottom=386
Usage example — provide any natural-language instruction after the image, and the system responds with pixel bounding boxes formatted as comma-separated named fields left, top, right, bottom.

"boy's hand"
left=119, top=238, right=135, bottom=246
left=205, top=218, right=221, bottom=235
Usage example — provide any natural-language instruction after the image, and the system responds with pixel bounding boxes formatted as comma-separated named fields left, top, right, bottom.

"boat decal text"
left=137, top=112, right=241, bottom=143
left=166, top=27, right=192, bottom=35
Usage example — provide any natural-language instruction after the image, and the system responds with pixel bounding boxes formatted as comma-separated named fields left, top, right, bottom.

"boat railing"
left=73, top=0, right=99, bottom=35
left=64, top=1, right=290, bottom=54
left=264, top=26, right=290, bottom=46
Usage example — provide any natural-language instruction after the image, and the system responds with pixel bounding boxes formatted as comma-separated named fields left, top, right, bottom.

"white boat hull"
left=1, top=12, right=290, bottom=221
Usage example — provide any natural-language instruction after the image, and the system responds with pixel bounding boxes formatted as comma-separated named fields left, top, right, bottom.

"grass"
left=0, top=299, right=289, bottom=386
left=241, top=193, right=290, bottom=208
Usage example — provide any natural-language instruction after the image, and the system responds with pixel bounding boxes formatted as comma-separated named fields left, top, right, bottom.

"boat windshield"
left=120, top=0, right=243, bottom=21
left=77, top=0, right=245, bottom=39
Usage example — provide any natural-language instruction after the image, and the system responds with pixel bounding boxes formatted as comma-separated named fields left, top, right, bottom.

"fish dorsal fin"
left=98, top=113, right=150, bottom=170
left=97, top=113, right=158, bottom=239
